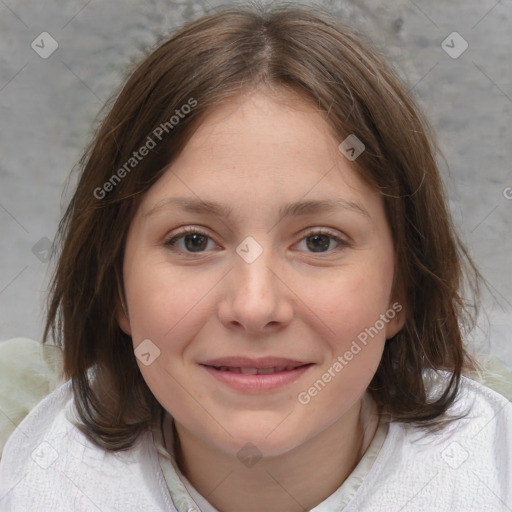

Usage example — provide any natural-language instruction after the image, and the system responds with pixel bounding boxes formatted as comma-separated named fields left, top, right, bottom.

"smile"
left=200, top=362, right=314, bottom=392
left=211, top=365, right=304, bottom=375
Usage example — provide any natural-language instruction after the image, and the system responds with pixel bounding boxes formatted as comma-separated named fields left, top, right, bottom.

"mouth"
left=206, top=364, right=311, bottom=375
left=199, top=357, right=314, bottom=392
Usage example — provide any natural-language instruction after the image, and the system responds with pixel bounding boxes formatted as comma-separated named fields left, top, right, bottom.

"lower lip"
left=201, top=364, right=313, bottom=393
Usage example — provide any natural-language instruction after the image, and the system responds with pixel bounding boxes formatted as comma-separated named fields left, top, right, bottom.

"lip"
left=200, top=357, right=313, bottom=393
left=201, top=356, right=308, bottom=369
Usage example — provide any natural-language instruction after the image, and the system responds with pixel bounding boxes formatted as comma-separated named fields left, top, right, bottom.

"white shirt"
left=153, top=393, right=388, bottom=512
left=1, top=373, right=511, bottom=511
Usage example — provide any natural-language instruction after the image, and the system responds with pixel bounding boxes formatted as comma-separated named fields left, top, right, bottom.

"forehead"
left=180, top=87, right=342, bottom=167
left=136, top=87, right=382, bottom=223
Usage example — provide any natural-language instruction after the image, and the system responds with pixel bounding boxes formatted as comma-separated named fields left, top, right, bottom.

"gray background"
left=0, top=0, right=511, bottom=368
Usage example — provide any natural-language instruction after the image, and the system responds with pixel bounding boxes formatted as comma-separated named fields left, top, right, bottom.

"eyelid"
left=299, top=227, right=348, bottom=241
left=165, top=226, right=219, bottom=247
left=165, top=225, right=350, bottom=255
left=294, top=227, right=350, bottom=252
left=168, top=225, right=212, bottom=238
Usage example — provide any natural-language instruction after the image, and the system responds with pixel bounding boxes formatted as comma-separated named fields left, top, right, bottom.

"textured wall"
left=0, top=0, right=511, bottom=367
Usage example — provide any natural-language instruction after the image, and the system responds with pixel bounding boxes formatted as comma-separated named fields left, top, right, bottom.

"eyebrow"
left=144, top=196, right=371, bottom=221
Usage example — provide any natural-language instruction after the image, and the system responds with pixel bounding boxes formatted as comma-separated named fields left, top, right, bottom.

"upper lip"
left=200, top=357, right=310, bottom=369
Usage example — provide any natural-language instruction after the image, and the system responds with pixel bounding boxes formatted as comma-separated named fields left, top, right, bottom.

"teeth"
left=218, top=366, right=240, bottom=373
left=214, top=365, right=300, bottom=374
left=257, top=367, right=276, bottom=375
left=240, top=367, right=258, bottom=375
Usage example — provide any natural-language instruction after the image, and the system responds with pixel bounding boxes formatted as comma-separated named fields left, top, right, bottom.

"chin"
left=216, top=421, right=310, bottom=460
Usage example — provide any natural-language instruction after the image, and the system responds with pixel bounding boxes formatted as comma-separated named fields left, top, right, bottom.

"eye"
left=165, top=227, right=219, bottom=253
left=295, top=229, right=348, bottom=254
left=165, top=227, right=349, bottom=255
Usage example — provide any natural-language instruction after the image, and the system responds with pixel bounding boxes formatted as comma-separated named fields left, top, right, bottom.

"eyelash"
left=164, top=226, right=349, bottom=255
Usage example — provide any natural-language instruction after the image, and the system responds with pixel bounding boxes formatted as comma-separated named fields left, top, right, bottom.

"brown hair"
left=43, top=3, right=481, bottom=450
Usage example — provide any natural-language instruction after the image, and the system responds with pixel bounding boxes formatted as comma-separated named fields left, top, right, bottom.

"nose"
left=217, top=244, right=294, bottom=335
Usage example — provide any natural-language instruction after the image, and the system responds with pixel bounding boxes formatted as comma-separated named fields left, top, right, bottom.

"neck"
left=166, top=395, right=380, bottom=512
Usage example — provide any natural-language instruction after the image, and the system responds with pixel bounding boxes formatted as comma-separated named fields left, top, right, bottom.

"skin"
left=118, top=86, right=405, bottom=512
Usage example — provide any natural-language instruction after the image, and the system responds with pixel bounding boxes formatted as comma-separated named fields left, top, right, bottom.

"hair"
left=43, top=2, right=482, bottom=450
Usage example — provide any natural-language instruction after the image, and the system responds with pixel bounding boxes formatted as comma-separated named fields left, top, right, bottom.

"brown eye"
left=165, top=228, right=217, bottom=253
left=182, top=233, right=209, bottom=252
left=306, top=234, right=332, bottom=252
left=296, top=230, right=347, bottom=254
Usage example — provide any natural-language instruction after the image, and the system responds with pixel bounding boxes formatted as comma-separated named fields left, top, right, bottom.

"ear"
left=117, top=303, right=132, bottom=336
left=115, top=270, right=131, bottom=336
left=385, top=266, right=407, bottom=339
left=385, top=300, right=406, bottom=339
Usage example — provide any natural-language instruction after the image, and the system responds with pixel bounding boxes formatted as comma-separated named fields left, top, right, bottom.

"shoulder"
left=347, top=373, right=512, bottom=511
left=0, top=380, right=176, bottom=512
left=0, top=338, right=64, bottom=457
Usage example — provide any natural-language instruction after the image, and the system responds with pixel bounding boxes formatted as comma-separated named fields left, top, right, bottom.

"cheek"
left=300, top=262, right=393, bottom=406
left=125, top=256, right=214, bottom=342
left=296, top=270, right=390, bottom=419
left=319, top=266, right=393, bottom=340
left=127, top=262, right=217, bottom=408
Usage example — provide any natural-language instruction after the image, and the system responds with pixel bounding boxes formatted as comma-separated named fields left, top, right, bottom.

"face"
left=118, top=88, right=404, bottom=458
